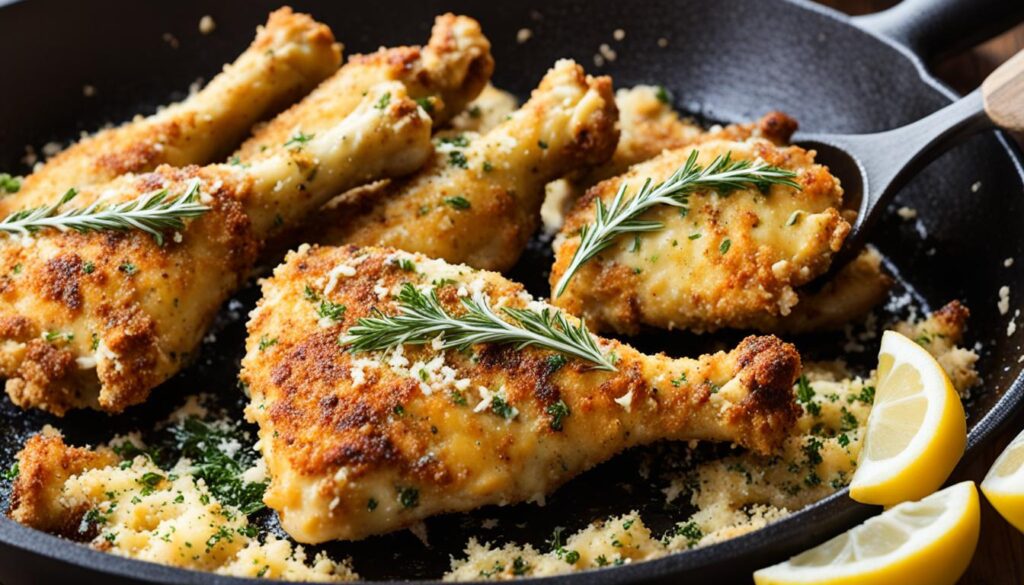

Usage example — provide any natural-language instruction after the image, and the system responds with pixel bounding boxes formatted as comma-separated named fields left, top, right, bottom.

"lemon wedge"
left=753, top=481, right=980, bottom=585
left=849, top=330, right=966, bottom=506
left=981, top=426, right=1024, bottom=533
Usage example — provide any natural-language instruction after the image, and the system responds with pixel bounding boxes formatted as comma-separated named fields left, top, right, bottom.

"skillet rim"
left=1, top=0, right=1023, bottom=582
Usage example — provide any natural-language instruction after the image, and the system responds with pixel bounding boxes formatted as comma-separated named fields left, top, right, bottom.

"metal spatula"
left=796, top=49, right=1024, bottom=273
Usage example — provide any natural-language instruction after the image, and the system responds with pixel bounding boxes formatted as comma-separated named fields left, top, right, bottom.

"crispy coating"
left=7, top=427, right=118, bottom=536
left=0, top=83, right=433, bottom=415
left=306, top=60, right=618, bottom=271
left=541, top=86, right=798, bottom=233
left=3, top=8, right=340, bottom=215
left=235, top=14, right=493, bottom=160
left=752, top=247, right=892, bottom=333
left=550, top=139, right=849, bottom=334
left=240, top=245, right=800, bottom=542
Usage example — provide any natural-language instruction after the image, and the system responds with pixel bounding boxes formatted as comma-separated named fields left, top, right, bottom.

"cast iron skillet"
left=2, top=0, right=1024, bottom=583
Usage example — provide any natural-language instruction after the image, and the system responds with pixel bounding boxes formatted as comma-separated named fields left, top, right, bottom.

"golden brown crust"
left=241, top=245, right=800, bottom=542
left=3, top=8, right=340, bottom=216
left=307, top=60, right=619, bottom=272
left=1, top=82, right=433, bottom=415
left=751, top=247, right=893, bottom=333
left=551, top=138, right=849, bottom=334
left=2, top=166, right=258, bottom=415
left=235, top=13, right=493, bottom=160
left=8, top=428, right=118, bottom=536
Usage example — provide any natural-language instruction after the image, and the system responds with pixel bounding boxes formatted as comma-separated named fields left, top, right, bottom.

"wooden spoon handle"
left=983, top=49, right=1024, bottom=132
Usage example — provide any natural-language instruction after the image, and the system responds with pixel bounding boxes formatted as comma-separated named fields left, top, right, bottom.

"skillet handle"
left=853, top=0, right=1024, bottom=62
left=983, top=50, right=1024, bottom=132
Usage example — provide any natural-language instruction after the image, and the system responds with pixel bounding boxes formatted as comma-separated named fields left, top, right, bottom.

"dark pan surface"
left=1, top=0, right=1023, bottom=583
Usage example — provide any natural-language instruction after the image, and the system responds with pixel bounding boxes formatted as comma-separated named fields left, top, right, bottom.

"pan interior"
left=1, top=0, right=1022, bottom=581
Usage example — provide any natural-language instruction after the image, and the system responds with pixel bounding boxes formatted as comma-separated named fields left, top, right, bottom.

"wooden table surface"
left=819, top=2, right=1024, bottom=583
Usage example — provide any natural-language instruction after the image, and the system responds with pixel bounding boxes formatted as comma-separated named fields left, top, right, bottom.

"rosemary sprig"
left=343, top=283, right=615, bottom=370
left=0, top=179, right=209, bottom=245
left=553, top=150, right=800, bottom=297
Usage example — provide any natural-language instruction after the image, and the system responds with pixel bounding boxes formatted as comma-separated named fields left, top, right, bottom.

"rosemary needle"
left=0, top=179, right=210, bottom=245
left=553, top=150, right=800, bottom=297
left=342, top=283, right=616, bottom=371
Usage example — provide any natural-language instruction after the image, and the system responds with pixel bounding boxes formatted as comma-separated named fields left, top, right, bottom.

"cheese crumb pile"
left=64, top=456, right=353, bottom=581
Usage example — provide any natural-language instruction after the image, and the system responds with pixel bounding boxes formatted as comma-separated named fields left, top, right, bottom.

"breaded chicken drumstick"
left=307, top=59, right=618, bottom=272
left=240, top=245, right=801, bottom=543
left=235, top=13, right=493, bottom=160
left=550, top=139, right=849, bottom=334
left=0, top=83, right=432, bottom=416
left=4, top=8, right=341, bottom=214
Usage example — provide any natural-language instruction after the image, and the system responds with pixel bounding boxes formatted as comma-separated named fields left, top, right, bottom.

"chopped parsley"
left=448, top=150, right=469, bottom=168
left=837, top=433, right=851, bottom=448
left=82, top=261, right=95, bottom=274
left=803, top=437, right=824, bottom=466
left=398, top=486, right=419, bottom=508
left=512, top=556, right=530, bottom=576
left=303, top=284, right=320, bottom=303
left=414, top=97, right=434, bottom=113
left=839, top=406, right=858, bottom=431
left=392, top=257, right=416, bottom=272
left=795, top=375, right=820, bottom=416
left=367, top=498, right=378, bottom=511
left=663, top=521, right=702, bottom=548
left=0, top=173, right=21, bottom=194
left=482, top=160, right=494, bottom=173
left=43, top=330, right=73, bottom=343
left=671, top=373, right=687, bottom=387
left=374, top=92, right=391, bottom=110
left=439, top=135, right=470, bottom=148
left=450, top=389, right=468, bottom=406
left=546, top=399, right=571, bottom=431
left=850, top=385, right=876, bottom=405
left=138, top=471, right=165, bottom=496
left=444, top=195, right=471, bottom=210
left=655, top=85, right=672, bottom=104
left=548, top=527, right=580, bottom=564
left=257, top=335, right=278, bottom=352
left=283, top=130, right=314, bottom=149
left=491, top=393, right=518, bottom=420
left=118, top=262, right=138, bottom=276
left=317, top=300, right=346, bottom=322
left=537, top=140, right=548, bottom=150
left=719, top=238, right=731, bottom=254
left=2, top=462, right=18, bottom=482
left=171, top=417, right=268, bottom=515
left=545, top=353, right=568, bottom=374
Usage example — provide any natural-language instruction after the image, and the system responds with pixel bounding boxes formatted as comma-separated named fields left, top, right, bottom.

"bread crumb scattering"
left=199, top=15, right=217, bottom=35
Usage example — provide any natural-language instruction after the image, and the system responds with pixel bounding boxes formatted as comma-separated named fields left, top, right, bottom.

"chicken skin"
left=550, top=139, right=849, bottom=335
left=234, top=13, right=494, bottom=160
left=240, top=245, right=801, bottom=543
left=3, top=8, right=341, bottom=215
left=306, top=59, right=619, bottom=272
left=0, top=82, right=433, bottom=416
